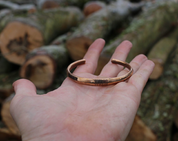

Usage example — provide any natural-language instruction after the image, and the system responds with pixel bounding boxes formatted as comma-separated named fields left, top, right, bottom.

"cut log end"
left=126, top=116, right=157, bottom=141
left=149, top=59, right=163, bottom=80
left=20, top=55, right=55, bottom=89
left=41, top=1, right=60, bottom=9
left=1, top=100, right=21, bottom=136
left=66, top=36, right=93, bottom=60
left=0, top=21, right=43, bottom=65
left=83, top=2, right=105, bottom=17
left=27, top=7, right=37, bottom=14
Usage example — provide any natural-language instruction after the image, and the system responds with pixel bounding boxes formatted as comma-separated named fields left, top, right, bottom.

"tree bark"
left=7, top=0, right=114, bottom=9
left=96, top=1, right=178, bottom=74
left=20, top=45, right=69, bottom=89
left=51, top=33, right=69, bottom=45
left=0, top=1, right=20, bottom=9
left=5, top=0, right=37, bottom=5
left=148, top=28, right=178, bottom=80
left=0, top=9, right=11, bottom=20
left=0, top=1, right=36, bottom=13
left=66, top=0, right=143, bottom=61
left=63, top=0, right=115, bottom=9
left=0, top=7, right=83, bottom=65
left=83, top=1, right=106, bottom=17
left=137, top=44, right=178, bottom=141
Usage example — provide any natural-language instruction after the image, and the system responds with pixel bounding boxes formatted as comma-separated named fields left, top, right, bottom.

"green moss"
left=137, top=44, right=178, bottom=140
left=103, top=2, right=178, bottom=62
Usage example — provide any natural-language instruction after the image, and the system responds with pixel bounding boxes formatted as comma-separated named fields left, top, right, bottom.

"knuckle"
left=132, top=61, right=140, bottom=68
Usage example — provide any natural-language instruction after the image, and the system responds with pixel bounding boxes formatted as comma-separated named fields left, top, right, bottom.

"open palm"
left=10, top=39, right=154, bottom=141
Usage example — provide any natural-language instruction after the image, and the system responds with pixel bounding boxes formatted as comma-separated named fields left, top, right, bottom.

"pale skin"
left=10, top=39, right=155, bottom=141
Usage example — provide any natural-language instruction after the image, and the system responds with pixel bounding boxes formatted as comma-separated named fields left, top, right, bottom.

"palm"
left=10, top=39, right=154, bottom=141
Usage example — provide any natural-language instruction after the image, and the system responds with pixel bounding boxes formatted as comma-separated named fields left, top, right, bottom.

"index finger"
left=74, top=38, right=105, bottom=74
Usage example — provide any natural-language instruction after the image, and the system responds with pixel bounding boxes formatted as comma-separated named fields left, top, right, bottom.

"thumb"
left=13, top=79, right=37, bottom=96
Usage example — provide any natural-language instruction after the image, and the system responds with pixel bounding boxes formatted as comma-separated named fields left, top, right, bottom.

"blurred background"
left=0, top=0, right=178, bottom=140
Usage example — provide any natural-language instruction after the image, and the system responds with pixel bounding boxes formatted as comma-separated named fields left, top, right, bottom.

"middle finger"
left=99, top=40, right=132, bottom=77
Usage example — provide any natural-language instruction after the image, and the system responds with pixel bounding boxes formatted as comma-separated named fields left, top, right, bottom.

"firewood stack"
left=0, top=0, right=178, bottom=140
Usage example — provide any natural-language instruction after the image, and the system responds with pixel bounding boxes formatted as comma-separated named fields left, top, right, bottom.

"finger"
left=13, top=79, right=37, bottom=97
left=99, top=40, right=132, bottom=77
left=74, top=38, right=105, bottom=74
left=128, top=60, right=155, bottom=93
left=117, top=54, right=148, bottom=77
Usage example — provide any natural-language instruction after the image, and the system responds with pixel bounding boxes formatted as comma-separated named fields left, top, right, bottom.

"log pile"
left=96, top=1, right=178, bottom=73
left=0, top=0, right=178, bottom=140
left=136, top=43, right=178, bottom=141
left=0, top=6, right=83, bottom=65
left=66, top=0, right=143, bottom=61
left=83, top=1, right=106, bottom=17
left=0, top=1, right=36, bottom=13
left=148, top=28, right=178, bottom=79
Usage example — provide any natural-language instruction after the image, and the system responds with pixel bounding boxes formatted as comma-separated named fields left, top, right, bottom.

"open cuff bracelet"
left=67, top=59, right=133, bottom=86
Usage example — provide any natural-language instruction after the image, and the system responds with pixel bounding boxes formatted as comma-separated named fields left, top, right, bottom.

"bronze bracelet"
left=67, top=59, right=133, bottom=86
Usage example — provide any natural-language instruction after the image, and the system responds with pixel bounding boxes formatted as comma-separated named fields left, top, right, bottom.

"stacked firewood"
left=0, top=0, right=178, bottom=140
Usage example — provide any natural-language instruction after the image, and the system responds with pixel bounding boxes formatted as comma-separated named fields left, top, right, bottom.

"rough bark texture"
left=83, top=1, right=106, bottom=17
left=137, top=44, right=178, bottom=141
left=64, top=0, right=115, bottom=8
left=148, top=28, right=178, bottom=80
left=66, top=0, right=143, bottom=61
left=32, top=0, right=115, bottom=9
left=148, top=38, right=176, bottom=79
left=126, top=116, right=157, bottom=141
left=51, top=33, right=69, bottom=45
left=0, top=1, right=36, bottom=12
left=0, top=9, right=11, bottom=20
left=0, top=7, right=83, bottom=65
left=20, top=45, right=69, bottom=89
left=5, top=0, right=37, bottom=5
left=0, top=1, right=36, bottom=13
left=96, top=1, right=178, bottom=73
left=0, top=1, right=20, bottom=9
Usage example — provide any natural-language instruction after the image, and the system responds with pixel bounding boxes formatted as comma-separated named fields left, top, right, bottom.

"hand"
left=10, top=39, right=154, bottom=141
